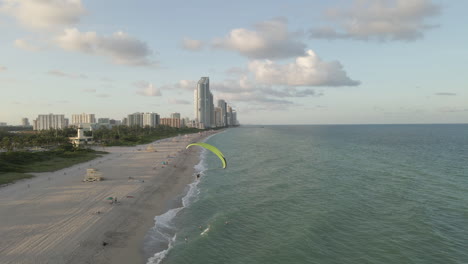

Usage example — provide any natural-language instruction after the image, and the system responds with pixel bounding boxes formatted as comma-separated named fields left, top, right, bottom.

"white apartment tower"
left=34, top=114, right=68, bottom=130
left=194, top=77, right=214, bottom=128
left=143, top=113, right=160, bottom=127
left=72, top=113, right=96, bottom=125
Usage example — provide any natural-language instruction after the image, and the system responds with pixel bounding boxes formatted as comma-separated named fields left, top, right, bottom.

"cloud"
left=248, top=50, right=360, bottom=86
left=168, top=99, right=190, bottom=105
left=135, top=81, right=162, bottom=96
left=47, top=70, right=87, bottom=78
left=96, top=93, right=110, bottom=98
left=55, top=28, right=155, bottom=66
left=1, top=0, right=85, bottom=30
left=213, top=17, right=306, bottom=59
left=181, top=37, right=204, bottom=51
left=310, top=0, right=441, bottom=41
left=438, top=107, right=468, bottom=113
left=82, top=88, right=96, bottom=93
left=14, top=39, right=41, bottom=51
left=435, top=92, right=456, bottom=96
left=0, top=66, right=7, bottom=71
left=160, top=80, right=197, bottom=91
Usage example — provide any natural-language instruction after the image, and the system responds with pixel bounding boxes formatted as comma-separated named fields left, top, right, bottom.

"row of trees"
left=0, top=125, right=203, bottom=151
left=0, top=128, right=76, bottom=152
left=92, top=125, right=200, bottom=145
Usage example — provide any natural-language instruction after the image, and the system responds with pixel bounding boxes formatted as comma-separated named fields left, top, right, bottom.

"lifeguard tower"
left=83, top=168, right=102, bottom=182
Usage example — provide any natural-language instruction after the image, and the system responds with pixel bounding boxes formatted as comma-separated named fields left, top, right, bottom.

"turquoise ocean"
left=144, top=125, right=468, bottom=264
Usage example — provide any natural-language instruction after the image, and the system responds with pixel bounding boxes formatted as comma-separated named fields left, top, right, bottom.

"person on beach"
left=196, top=174, right=200, bottom=179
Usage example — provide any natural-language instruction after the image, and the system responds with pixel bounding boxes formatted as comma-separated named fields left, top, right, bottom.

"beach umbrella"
left=106, top=197, right=114, bottom=200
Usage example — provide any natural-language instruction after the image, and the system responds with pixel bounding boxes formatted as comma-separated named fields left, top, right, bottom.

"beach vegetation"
left=0, top=148, right=106, bottom=185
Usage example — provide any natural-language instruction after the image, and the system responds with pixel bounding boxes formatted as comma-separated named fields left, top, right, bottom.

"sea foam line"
left=146, top=146, right=208, bottom=264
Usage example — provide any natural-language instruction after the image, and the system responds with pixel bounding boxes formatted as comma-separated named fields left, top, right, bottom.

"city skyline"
left=1, top=0, right=467, bottom=125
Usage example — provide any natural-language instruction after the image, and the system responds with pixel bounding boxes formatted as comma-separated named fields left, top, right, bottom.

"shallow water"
left=147, top=124, right=468, bottom=264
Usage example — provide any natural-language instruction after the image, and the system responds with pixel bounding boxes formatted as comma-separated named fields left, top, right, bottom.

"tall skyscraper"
left=33, top=114, right=67, bottom=130
left=227, top=106, right=233, bottom=126
left=217, top=99, right=227, bottom=127
left=194, top=77, right=214, bottom=128
left=214, top=107, right=222, bottom=127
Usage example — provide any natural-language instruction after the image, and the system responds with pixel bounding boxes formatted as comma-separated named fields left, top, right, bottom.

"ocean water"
left=146, top=125, right=468, bottom=264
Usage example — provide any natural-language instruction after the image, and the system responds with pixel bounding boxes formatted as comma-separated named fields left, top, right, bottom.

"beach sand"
left=0, top=131, right=215, bottom=264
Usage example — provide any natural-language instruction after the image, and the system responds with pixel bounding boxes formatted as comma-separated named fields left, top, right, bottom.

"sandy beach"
left=0, top=131, right=216, bottom=264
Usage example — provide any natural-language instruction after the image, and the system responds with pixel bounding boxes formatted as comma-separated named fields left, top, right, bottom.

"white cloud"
left=82, top=88, right=96, bottom=93
left=213, top=17, right=306, bottom=59
left=1, top=0, right=85, bottom=30
left=96, top=93, right=110, bottom=98
left=248, top=50, right=360, bottom=86
left=434, top=92, right=456, bottom=96
left=160, top=80, right=197, bottom=91
left=310, top=0, right=441, bottom=41
left=55, top=28, right=155, bottom=66
left=181, top=37, right=204, bottom=51
left=14, top=39, right=41, bottom=51
left=47, top=70, right=86, bottom=78
left=135, top=81, right=162, bottom=96
left=0, top=66, right=7, bottom=71
left=168, top=99, right=190, bottom=105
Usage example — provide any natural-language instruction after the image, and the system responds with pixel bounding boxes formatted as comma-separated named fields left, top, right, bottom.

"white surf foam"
left=146, top=144, right=209, bottom=264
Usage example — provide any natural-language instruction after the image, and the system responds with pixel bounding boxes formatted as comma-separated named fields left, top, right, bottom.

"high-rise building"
left=21, top=118, right=30, bottom=127
left=72, top=113, right=96, bottom=125
left=227, top=106, right=233, bottom=126
left=143, top=113, right=160, bottom=127
left=217, top=99, right=227, bottom=127
left=214, top=107, right=222, bottom=127
left=98, top=118, right=110, bottom=124
left=127, top=112, right=144, bottom=127
left=232, top=110, right=238, bottom=126
left=33, top=114, right=67, bottom=130
left=160, top=118, right=181, bottom=128
left=0, top=122, right=7, bottom=127
left=170, top=112, right=181, bottom=119
left=194, top=77, right=214, bottom=128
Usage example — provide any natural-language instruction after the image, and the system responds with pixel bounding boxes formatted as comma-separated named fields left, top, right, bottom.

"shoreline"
left=0, top=131, right=219, bottom=264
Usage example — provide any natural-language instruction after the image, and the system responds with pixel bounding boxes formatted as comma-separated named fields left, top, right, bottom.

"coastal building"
left=217, top=99, right=227, bottom=127
left=72, top=113, right=96, bottom=125
left=33, top=114, right=68, bottom=130
left=214, top=107, right=222, bottom=127
left=160, top=118, right=181, bottom=128
left=232, top=110, right=238, bottom=126
left=98, top=118, right=110, bottom=124
left=194, top=77, right=214, bottom=128
left=170, top=112, right=181, bottom=119
left=21, top=118, right=30, bottom=127
left=143, top=112, right=160, bottom=127
left=127, top=112, right=144, bottom=127
left=69, top=127, right=93, bottom=146
left=0, top=122, right=7, bottom=126
left=227, top=106, right=233, bottom=126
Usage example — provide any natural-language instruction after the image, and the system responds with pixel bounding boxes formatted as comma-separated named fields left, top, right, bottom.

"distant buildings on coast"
left=194, top=77, right=238, bottom=129
left=1, top=76, right=239, bottom=131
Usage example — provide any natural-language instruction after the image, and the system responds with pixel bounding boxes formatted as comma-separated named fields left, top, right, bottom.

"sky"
left=0, top=0, right=467, bottom=125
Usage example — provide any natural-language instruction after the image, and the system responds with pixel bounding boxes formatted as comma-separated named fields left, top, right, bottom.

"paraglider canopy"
left=186, top=142, right=227, bottom=169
